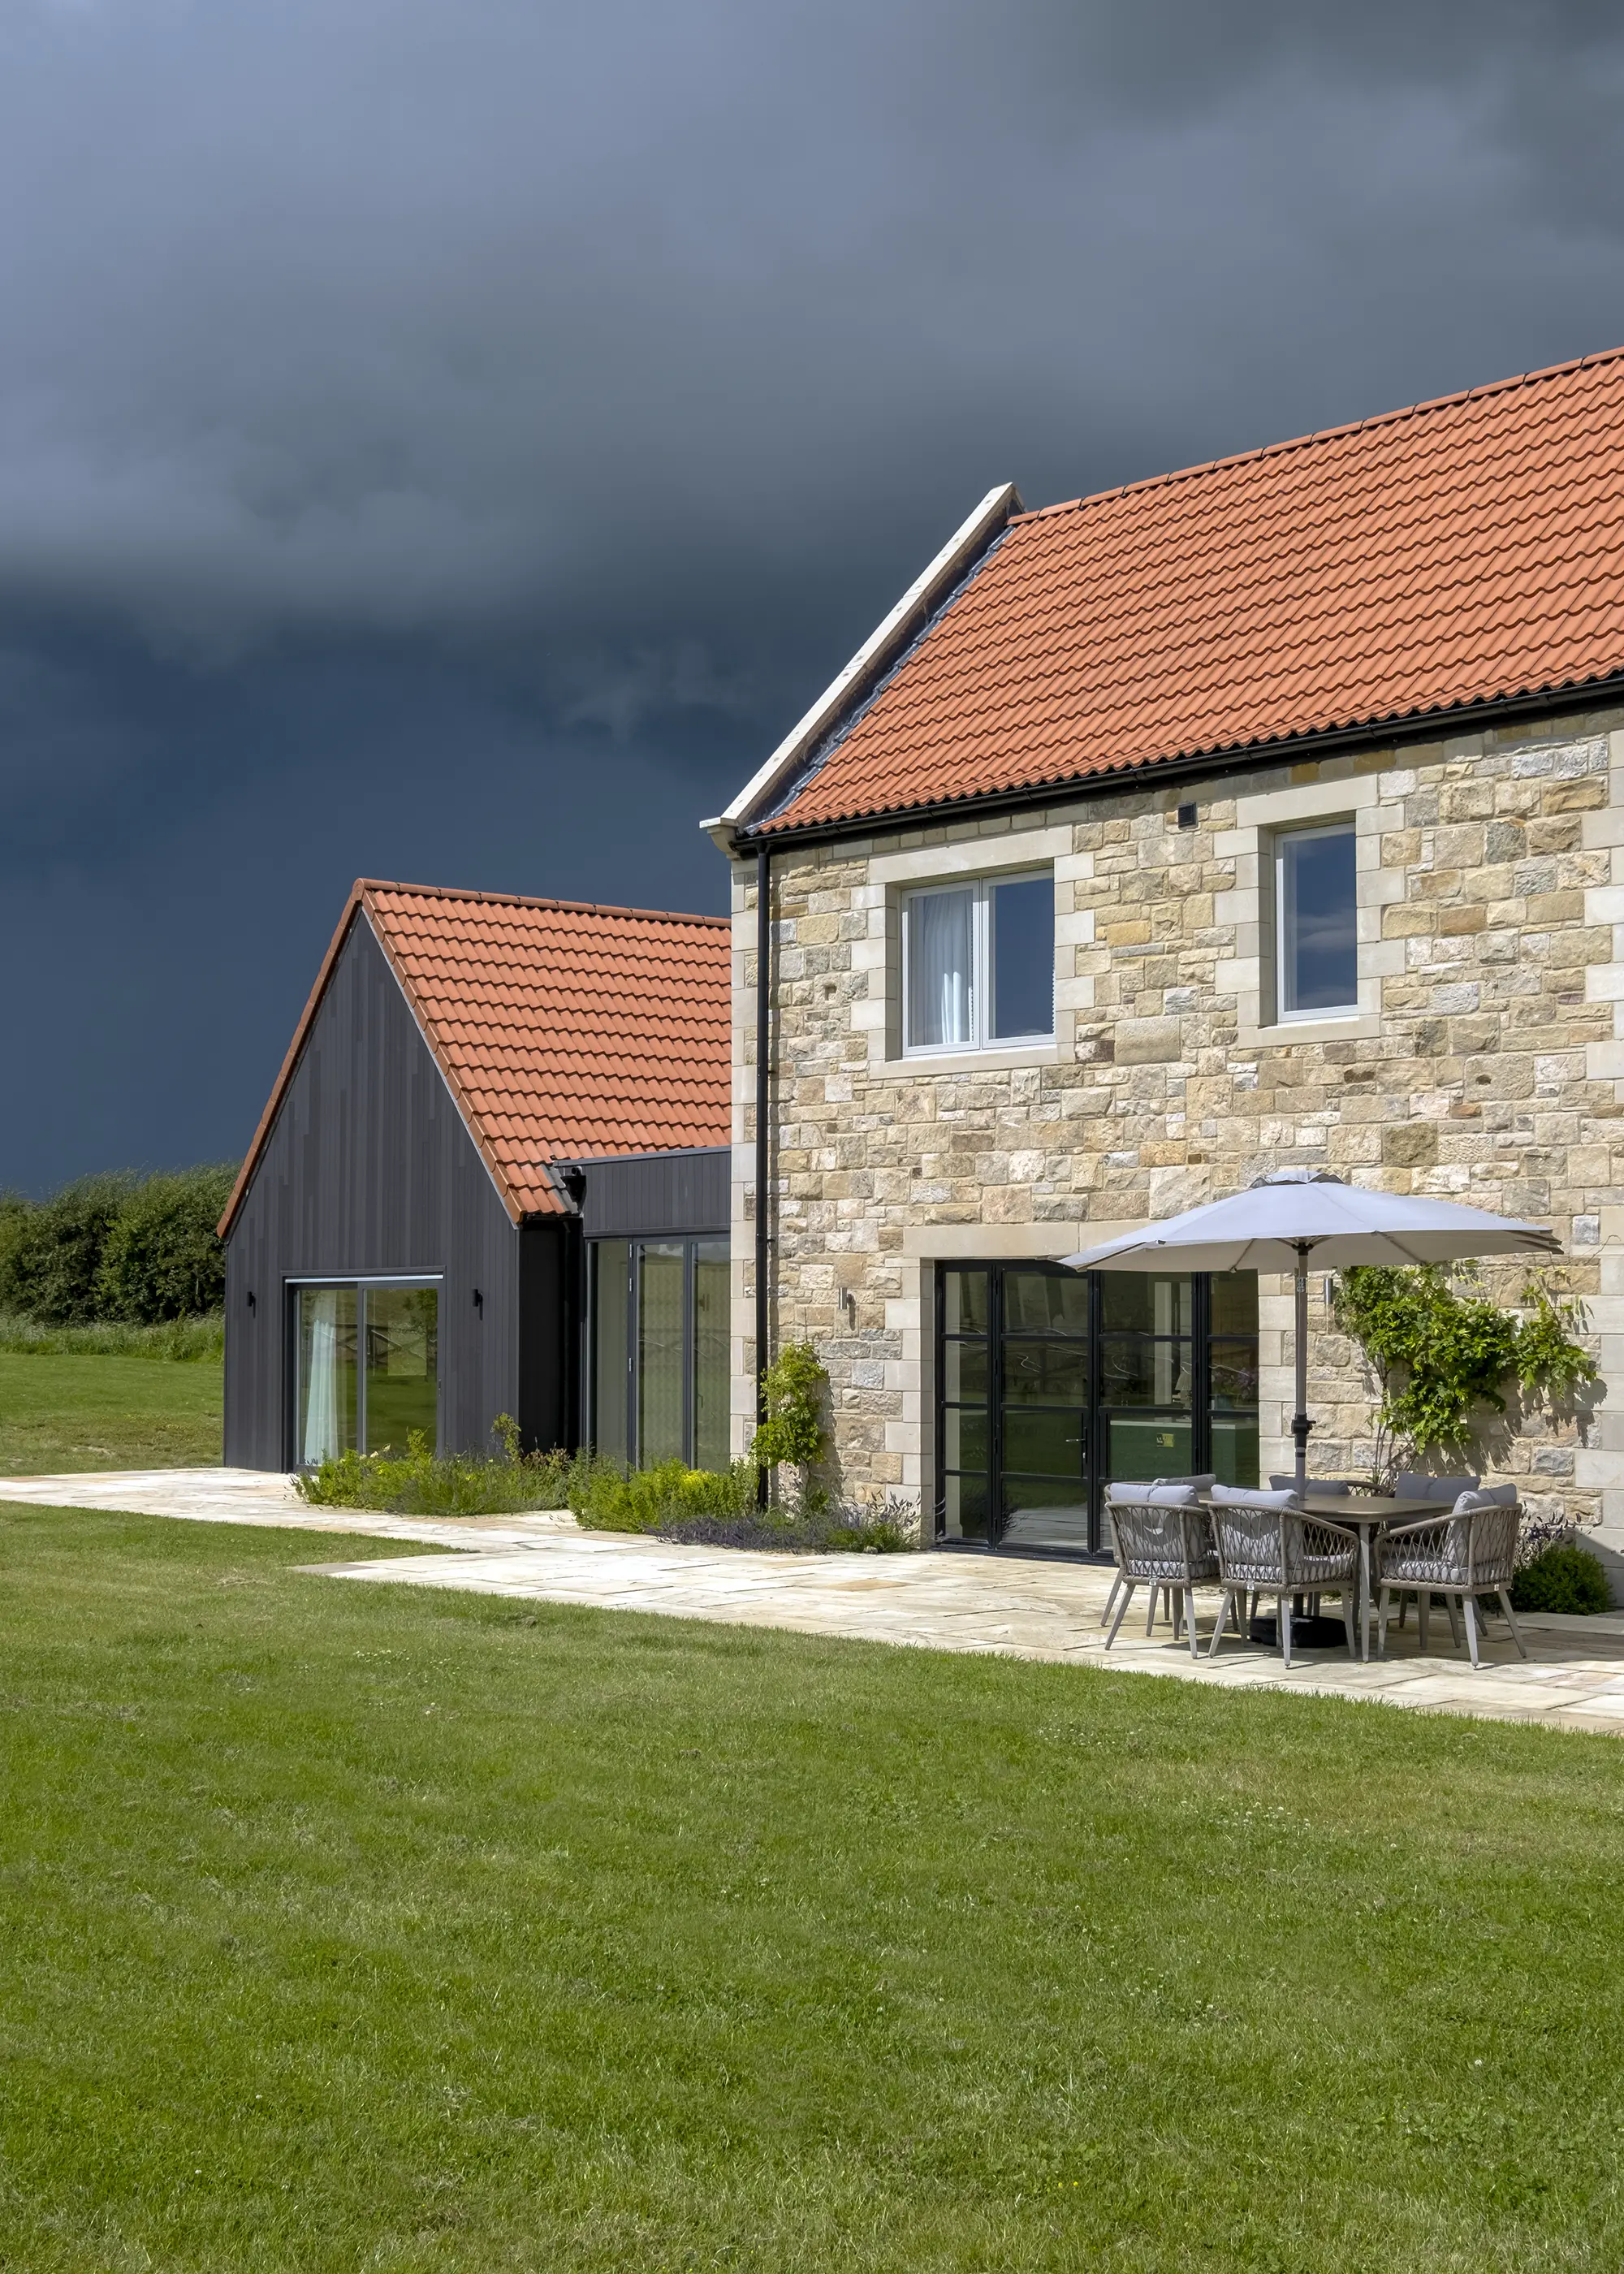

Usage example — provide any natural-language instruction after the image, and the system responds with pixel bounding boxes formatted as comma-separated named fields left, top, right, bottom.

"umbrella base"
left=1248, top=1614, right=1348, bottom=1651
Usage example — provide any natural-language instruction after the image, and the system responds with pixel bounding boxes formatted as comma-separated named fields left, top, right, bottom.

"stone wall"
left=729, top=707, right=1624, bottom=1579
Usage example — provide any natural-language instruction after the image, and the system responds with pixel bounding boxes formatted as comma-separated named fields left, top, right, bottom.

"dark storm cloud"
left=5, top=0, right=1624, bottom=1187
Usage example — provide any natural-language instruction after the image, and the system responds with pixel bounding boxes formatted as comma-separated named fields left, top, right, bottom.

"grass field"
left=4, top=1505, right=1624, bottom=2270
left=0, top=1351, right=222, bottom=1473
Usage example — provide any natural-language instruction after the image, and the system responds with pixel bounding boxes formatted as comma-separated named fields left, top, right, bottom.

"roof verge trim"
left=703, top=482, right=1021, bottom=845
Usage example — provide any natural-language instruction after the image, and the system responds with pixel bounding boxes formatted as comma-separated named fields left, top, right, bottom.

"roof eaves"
left=702, top=482, right=1022, bottom=849
left=752, top=663, right=1624, bottom=845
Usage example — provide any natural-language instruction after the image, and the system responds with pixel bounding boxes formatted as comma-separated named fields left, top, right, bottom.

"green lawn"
left=0, top=1351, right=222, bottom=1473
left=4, top=1506, right=1624, bottom=2272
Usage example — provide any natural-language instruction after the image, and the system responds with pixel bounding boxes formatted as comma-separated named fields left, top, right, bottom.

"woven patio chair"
left=1102, top=1490, right=1219, bottom=1661
left=1205, top=1490, right=1359, bottom=1667
left=1376, top=1494, right=1527, bottom=1670
left=1100, top=1476, right=1215, bottom=1629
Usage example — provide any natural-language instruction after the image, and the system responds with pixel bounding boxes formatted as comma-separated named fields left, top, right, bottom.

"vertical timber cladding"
left=222, top=915, right=529, bottom=1468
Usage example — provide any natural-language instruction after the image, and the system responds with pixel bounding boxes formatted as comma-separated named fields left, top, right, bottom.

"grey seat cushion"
left=1107, top=1482, right=1199, bottom=1507
left=1212, top=1483, right=1298, bottom=1509
left=1453, top=1485, right=1518, bottom=1511
left=1395, top=1471, right=1479, bottom=1502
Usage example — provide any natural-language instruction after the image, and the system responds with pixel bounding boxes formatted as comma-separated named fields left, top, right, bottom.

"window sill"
left=1244, top=1011, right=1380, bottom=1048
left=879, top=1041, right=1062, bottom=1079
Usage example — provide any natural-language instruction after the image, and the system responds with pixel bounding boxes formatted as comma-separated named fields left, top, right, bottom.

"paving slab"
left=9, top=1468, right=1624, bottom=1736
left=0, top=1467, right=575, bottom=1553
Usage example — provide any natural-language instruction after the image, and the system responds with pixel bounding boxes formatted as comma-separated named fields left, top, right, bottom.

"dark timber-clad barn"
left=218, top=880, right=731, bottom=1472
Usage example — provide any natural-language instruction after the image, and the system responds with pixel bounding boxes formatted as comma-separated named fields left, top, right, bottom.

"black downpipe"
left=754, top=842, right=771, bottom=1508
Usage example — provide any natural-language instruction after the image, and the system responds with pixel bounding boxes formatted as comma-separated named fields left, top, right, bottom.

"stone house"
left=703, top=348, right=1624, bottom=1579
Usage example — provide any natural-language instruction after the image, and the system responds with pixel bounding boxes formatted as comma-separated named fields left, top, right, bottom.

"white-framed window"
left=902, top=869, right=1054, bottom=1053
left=1275, top=821, right=1357, bottom=1019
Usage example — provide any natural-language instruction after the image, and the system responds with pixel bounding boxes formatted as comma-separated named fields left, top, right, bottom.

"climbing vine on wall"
left=1332, top=1264, right=1595, bottom=1482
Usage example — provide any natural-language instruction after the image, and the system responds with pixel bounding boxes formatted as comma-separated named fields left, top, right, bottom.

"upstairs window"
left=1276, top=823, right=1357, bottom=1018
left=903, top=871, right=1054, bottom=1053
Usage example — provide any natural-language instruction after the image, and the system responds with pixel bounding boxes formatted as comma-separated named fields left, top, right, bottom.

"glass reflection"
left=943, top=1339, right=989, bottom=1402
left=1000, top=1340, right=1087, bottom=1405
left=944, top=1407, right=989, bottom=1472
left=1099, top=1274, right=1194, bottom=1335
left=1107, top=1413, right=1194, bottom=1482
left=1099, top=1336, right=1192, bottom=1407
left=297, top=1286, right=356, bottom=1465
left=1210, top=1272, right=1259, bottom=1338
left=363, top=1286, right=438, bottom=1454
left=1210, top=1341, right=1260, bottom=1410
left=637, top=1242, right=686, bottom=1465
left=1003, top=1269, right=1089, bottom=1336
left=692, top=1239, right=730, bottom=1473
left=1003, top=1408, right=1085, bottom=1478
left=942, top=1268, right=989, bottom=1336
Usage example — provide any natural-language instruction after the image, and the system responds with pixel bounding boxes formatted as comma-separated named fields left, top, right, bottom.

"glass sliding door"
left=590, top=1241, right=631, bottom=1464
left=692, top=1239, right=731, bottom=1473
left=587, top=1234, right=732, bottom=1472
left=363, top=1286, right=439, bottom=1453
left=935, top=1265, right=1259, bottom=1552
left=296, top=1286, right=357, bottom=1464
left=292, top=1279, right=439, bottom=1464
left=637, top=1242, right=687, bottom=1463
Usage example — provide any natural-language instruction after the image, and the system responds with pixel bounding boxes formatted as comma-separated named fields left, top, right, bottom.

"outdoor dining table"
left=1192, top=1490, right=1440, bottom=1662
left=1294, top=1494, right=1439, bottom=1661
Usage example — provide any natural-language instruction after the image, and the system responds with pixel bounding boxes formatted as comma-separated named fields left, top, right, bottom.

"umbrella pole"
left=1292, top=1241, right=1312, bottom=1496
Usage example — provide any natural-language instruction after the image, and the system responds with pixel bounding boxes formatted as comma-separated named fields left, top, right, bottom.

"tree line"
left=0, top=1165, right=239, bottom=1325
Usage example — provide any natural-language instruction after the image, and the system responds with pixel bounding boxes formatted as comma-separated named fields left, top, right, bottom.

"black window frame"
left=587, top=1234, right=730, bottom=1470
left=284, top=1273, right=443, bottom=1468
left=934, top=1261, right=1259, bottom=1554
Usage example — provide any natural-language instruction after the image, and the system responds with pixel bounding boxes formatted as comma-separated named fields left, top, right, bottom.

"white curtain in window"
left=303, top=1290, right=340, bottom=1464
left=909, top=887, right=974, bottom=1048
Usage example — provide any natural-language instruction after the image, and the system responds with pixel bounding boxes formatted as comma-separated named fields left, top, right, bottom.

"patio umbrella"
left=1062, top=1170, right=1561, bottom=1492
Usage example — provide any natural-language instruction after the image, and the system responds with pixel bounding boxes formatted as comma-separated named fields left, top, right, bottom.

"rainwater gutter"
left=754, top=840, right=771, bottom=1508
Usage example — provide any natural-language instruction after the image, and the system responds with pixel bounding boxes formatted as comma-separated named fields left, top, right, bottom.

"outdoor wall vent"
left=1177, top=803, right=1198, bottom=829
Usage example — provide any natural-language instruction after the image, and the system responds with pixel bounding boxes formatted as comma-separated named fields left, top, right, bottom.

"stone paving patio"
left=7, top=1468, right=1624, bottom=1735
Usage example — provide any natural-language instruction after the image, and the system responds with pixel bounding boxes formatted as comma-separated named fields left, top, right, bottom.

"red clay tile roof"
left=757, top=347, right=1624, bottom=835
left=222, top=882, right=731, bottom=1232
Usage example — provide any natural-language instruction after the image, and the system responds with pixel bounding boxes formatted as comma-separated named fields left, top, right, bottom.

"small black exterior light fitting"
left=473, top=1287, right=483, bottom=1316
left=246, top=1289, right=257, bottom=1313
left=1177, top=803, right=1198, bottom=830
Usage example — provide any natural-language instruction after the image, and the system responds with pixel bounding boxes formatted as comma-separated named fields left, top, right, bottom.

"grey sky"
left=4, top=0, right=1624, bottom=1188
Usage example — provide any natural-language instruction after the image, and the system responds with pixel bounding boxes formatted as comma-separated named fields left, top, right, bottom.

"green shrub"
left=1510, top=1541, right=1612, bottom=1616
left=95, top=1165, right=237, bottom=1323
left=0, top=1177, right=136, bottom=1325
left=572, top=1459, right=758, bottom=1533
left=0, top=1312, right=223, bottom=1361
left=295, top=1422, right=589, bottom=1517
left=749, top=1342, right=829, bottom=1472
left=0, top=1164, right=240, bottom=1328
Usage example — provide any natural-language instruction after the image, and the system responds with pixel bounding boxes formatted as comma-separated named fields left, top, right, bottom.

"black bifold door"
left=937, top=1263, right=1259, bottom=1553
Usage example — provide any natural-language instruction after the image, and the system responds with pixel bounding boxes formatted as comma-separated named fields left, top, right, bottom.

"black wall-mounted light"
left=246, top=1290, right=257, bottom=1313
left=473, top=1287, right=483, bottom=1315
